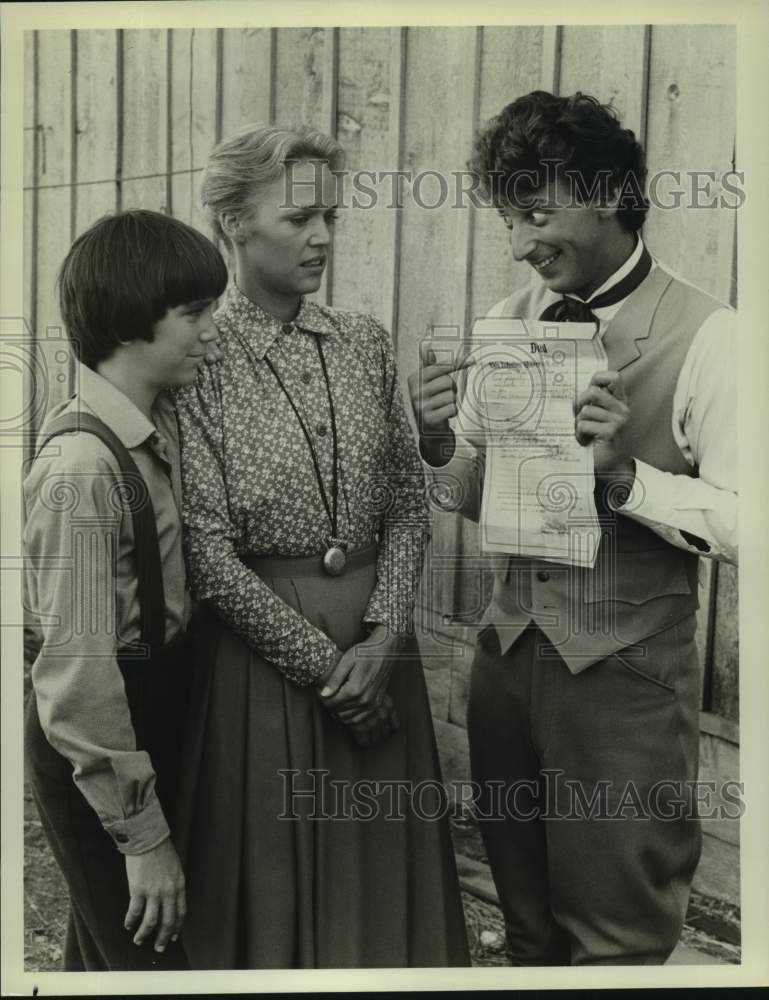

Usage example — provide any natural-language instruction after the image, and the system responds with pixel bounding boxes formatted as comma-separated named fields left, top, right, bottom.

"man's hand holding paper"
left=408, top=342, right=476, bottom=467
left=574, top=370, right=635, bottom=483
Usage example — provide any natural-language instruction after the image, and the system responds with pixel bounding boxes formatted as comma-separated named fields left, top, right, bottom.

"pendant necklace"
left=264, top=334, right=348, bottom=576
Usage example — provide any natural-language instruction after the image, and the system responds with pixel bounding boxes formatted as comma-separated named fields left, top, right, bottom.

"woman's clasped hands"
left=318, top=625, right=402, bottom=747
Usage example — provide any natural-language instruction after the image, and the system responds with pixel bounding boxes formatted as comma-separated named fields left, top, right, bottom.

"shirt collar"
left=76, top=362, right=170, bottom=450
left=570, top=235, right=646, bottom=305
left=217, top=281, right=337, bottom=359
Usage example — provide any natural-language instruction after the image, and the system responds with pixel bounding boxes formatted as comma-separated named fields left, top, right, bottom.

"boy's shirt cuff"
left=101, top=793, right=171, bottom=855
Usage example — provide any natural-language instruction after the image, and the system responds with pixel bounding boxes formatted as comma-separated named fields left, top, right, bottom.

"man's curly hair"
left=468, top=91, right=649, bottom=232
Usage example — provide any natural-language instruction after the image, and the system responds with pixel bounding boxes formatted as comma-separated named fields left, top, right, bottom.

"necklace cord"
left=263, top=333, right=341, bottom=541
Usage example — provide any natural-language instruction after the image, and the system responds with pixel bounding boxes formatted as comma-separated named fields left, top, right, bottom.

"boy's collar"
left=76, top=363, right=168, bottom=449
left=217, top=281, right=337, bottom=359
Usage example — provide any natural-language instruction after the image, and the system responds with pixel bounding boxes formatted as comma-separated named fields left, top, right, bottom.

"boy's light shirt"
left=24, top=363, right=190, bottom=855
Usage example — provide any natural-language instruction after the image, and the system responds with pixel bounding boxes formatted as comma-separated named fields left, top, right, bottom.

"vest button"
left=316, top=423, right=327, bottom=437
left=301, top=371, right=312, bottom=384
left=281, top=323, right=293, bottom=335
left=537, top=570, right=550, bottom=582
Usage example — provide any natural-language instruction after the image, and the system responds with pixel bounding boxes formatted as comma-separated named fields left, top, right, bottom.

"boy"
left=24, top=210, right=228, bottom=970
left=409, top=92, right=736, bottom=964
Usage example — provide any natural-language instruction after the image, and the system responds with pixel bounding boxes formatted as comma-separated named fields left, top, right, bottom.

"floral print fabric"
left=174, top=284, right=430, bottom=686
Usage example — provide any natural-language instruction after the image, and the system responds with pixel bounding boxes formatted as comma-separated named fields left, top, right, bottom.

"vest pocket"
left=581, top=549, right=695, bottom=605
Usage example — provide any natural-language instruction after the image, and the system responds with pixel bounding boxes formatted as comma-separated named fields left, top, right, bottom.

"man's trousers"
left=467, top=619, right=702, bottom=965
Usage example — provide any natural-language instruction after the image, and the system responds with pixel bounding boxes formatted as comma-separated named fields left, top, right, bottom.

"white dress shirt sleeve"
left=619, top=307, right=737, bottom=563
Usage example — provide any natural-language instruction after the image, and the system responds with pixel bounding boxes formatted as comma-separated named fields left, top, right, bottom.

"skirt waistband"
left=243, top=544, right=378, bottom=579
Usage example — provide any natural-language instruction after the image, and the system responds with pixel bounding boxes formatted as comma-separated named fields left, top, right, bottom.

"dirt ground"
left=23, top=783, right=69, bottom=970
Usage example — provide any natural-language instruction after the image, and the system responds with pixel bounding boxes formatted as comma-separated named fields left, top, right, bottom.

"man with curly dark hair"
left=409, top=91, right=737, bottom=965
left=470, top=90, right=649, bottom=237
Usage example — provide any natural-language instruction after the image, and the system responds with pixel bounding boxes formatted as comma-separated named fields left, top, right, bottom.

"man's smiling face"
left=499, top=178, right=622, bottom=300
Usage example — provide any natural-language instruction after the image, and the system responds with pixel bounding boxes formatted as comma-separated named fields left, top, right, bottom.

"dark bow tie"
left=539, top=243, right=653, bottom=325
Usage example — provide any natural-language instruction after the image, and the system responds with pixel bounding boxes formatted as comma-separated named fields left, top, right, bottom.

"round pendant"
left=322, top=545, right=347, bottom=577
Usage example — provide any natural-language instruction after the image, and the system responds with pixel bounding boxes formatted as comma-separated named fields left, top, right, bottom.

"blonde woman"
left=173, top=124, right=469, bottom=969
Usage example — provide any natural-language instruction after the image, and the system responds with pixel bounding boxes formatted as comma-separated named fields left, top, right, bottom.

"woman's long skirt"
left=175, top=547, right=470, bottom=969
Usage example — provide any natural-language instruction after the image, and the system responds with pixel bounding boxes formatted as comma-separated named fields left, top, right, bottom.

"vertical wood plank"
left=318, top=28, right=339, bottom=306
left=397, top=26, right=478, bottom=379
left=24, top=32, right=37, bottom=348
left=710, top=562, right=739, bottom=722
left=73, top=29, right=119, bottom=237
left=34, top=30, right=75, bottom=423
left=121, top=29, right=169, bottom=212
left=219, top=28, right=274, bottom=137
left=169, top=28, right=219, bottom=236
left=273, top=27, right=329, bottom=128
left=320, top=27, right=339, bottom=140
left=643, top=25, right=736, bottom=300
left=332, top=27, right=401, bottom=325
left=388, top=28, right=407, bottom=341
left=558, top=26, right=648, bottom=138
left=23, top=31, right=41, bottom=455
left=451, top=28, right=484, bottom=625
left=395, top=26, right=478, bottom=618
left=541, top=25, right=562, bottom=95
left=644, top=26, right=736, bottom=712
left=729, top=208, right=737, bottom=308
left=695, top=558, right=715, bottom=701
left=453, top=28, right=485, bottom=626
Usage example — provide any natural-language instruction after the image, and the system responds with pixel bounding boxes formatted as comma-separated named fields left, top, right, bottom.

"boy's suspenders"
left=26, top=415, right=189, bottom=971
left=37, top=412, right=167, bottom=652
left=35, top=411, right=187, bottom=802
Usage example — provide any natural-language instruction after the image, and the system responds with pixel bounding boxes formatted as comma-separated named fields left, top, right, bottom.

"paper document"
left=457, top=317, right=607, bottom=568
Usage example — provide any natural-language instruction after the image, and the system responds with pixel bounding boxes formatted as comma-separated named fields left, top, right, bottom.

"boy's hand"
left=124, top=838, right=186, bottom=952
left=200, top=328, right=223, bottom=365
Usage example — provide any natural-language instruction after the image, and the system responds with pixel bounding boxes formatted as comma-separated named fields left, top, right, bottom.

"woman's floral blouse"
left=174, top=284, right=431, bottom=686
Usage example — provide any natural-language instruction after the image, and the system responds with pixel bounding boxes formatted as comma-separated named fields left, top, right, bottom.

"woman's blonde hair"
left=201, top=123, right=345, bottom=246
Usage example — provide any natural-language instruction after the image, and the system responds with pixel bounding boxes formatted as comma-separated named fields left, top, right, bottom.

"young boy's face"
left=498, top=178, right=623, bottom=299
left=137, top=299, right=218, bottom=388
